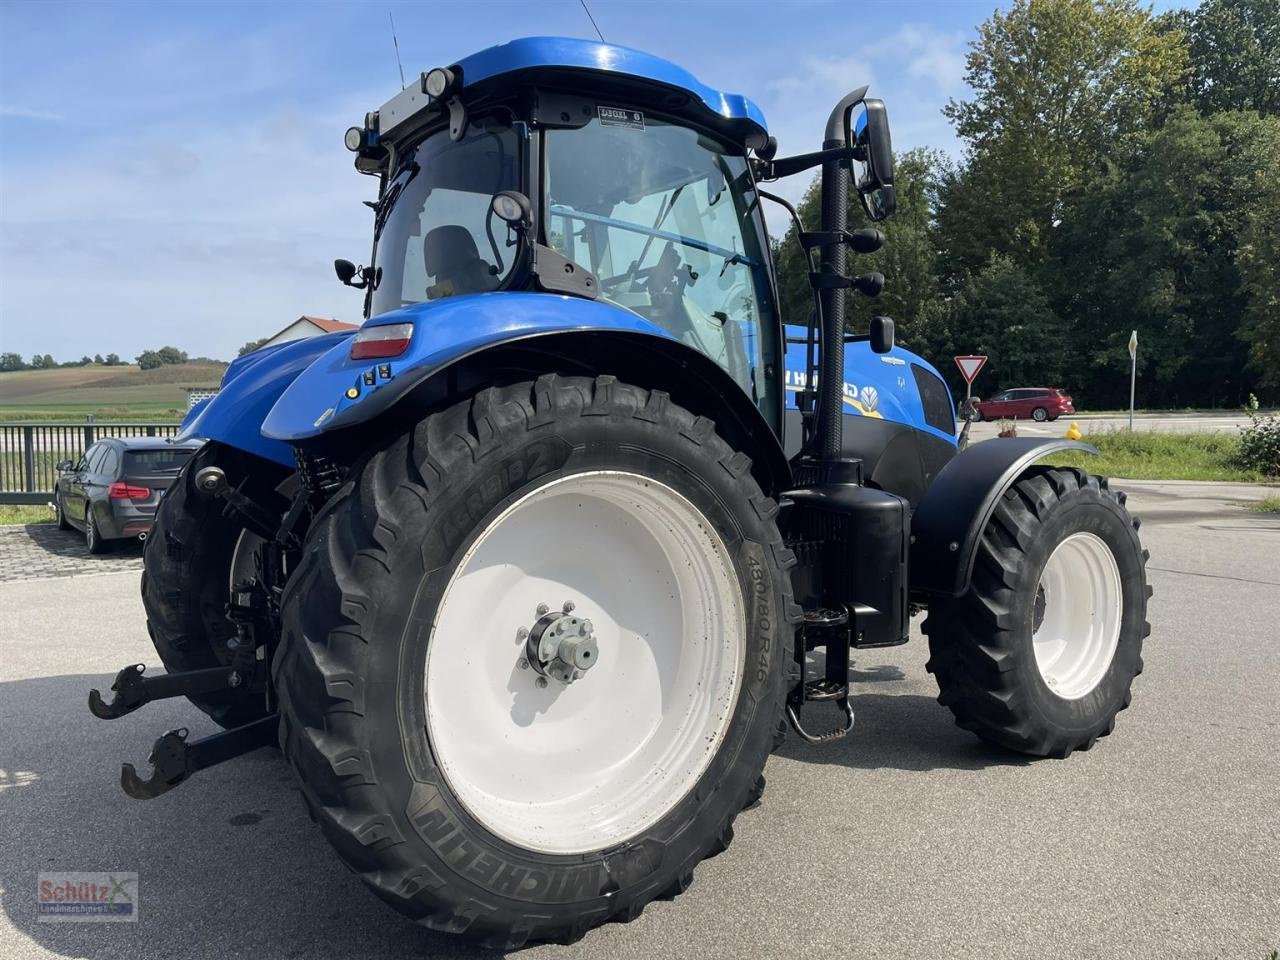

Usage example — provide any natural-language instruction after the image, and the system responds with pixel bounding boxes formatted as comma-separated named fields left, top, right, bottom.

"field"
left=0, top=362, right=225, bottom=422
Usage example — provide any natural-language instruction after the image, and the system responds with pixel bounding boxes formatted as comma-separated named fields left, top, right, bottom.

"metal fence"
left=0, top=422, right=182, bottom=504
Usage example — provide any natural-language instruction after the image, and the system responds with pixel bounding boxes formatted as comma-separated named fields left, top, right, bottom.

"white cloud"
left=891, top=24, right=969, bottom=96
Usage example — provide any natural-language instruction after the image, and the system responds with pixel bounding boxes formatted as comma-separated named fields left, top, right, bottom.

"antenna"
left=388, top=11, right=407, bottom=89
left=578, top=0, right=605, bottom=43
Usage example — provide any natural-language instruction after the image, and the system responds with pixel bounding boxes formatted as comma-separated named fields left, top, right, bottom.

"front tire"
left=922, top=467, right=1150, bottom=758
left=274, top=375, right=797, bottom=947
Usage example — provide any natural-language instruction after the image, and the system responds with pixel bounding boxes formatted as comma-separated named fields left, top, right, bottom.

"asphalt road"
left=1, top=481, right=1277, bottom=960
left=961, top=412, right=1256, bottom=443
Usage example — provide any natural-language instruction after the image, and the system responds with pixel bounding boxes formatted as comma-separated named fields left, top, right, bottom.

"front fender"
left=177, top=332, right=354, bottom=467
left=909, top=438, right=1097, bottom=598
left=261, top=293, right=679, bottom=441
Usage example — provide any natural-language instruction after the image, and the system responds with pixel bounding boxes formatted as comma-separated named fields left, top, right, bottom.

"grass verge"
left=1248, top=496, right=1280, bottom=513
left=1041, top=429, right=1269, bottom=482
left=0, top=504, right=53, bottom=525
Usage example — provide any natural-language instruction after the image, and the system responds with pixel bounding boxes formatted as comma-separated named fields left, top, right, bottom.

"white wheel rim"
left=1032, top=532, right=1123, bottom=699
left=425, top=470, right=745, bottom=855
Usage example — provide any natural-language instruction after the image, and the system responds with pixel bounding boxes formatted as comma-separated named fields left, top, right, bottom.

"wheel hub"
left=523, top=601, right=599, bottom=684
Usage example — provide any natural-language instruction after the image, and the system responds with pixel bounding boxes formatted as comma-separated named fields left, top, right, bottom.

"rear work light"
left=350, top=323, right=413, bottom=360
left=108, top=482, right=150, bottom=500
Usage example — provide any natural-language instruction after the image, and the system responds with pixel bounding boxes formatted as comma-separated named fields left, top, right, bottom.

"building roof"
left=299, top=316, right=359, bottom=334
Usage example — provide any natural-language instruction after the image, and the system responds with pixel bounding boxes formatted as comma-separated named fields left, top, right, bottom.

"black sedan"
left=54, top=437, right=203, bottom=553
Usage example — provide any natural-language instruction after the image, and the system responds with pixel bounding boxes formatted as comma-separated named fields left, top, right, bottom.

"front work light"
left=344, top=126, right=363, bottom=152
left=424, top=67, right=457, bottom=99
left=350, top=322, right=413, bottom=360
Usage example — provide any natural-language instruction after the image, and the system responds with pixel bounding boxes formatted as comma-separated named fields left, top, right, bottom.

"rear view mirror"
left=334, top=258, right=357, bottom=284
left=56, top=460, right=73, bottom=472
left=849, top=100, right=896, bottom=221
left=870, top=316, right=895, bottom=354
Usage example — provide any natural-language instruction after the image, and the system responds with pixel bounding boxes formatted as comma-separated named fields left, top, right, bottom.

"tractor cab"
left=358, top=87, right=779, bottom=409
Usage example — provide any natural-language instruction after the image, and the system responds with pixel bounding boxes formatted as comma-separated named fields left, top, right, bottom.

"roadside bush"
left=1235, top=412, right=1280, bottom=477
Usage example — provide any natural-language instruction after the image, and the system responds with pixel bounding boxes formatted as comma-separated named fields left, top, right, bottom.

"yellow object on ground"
left=1065, top=422, right=1083, bottom=441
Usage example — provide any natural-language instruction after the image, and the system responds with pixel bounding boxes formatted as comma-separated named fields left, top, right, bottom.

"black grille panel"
left=911, top=364, right=955, bottom=435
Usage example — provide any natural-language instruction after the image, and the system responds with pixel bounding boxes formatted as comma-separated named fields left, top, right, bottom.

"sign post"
left=954, top=355, right=988, bottom=417
left=1127, top=330, right=1138, bottom=431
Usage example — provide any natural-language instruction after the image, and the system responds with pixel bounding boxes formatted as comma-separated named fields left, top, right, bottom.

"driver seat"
left=423, top=225, right=498, bottom=299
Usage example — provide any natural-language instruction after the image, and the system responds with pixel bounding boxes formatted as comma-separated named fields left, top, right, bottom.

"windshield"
left=370, top=120, right=520, bottom=317
left=545, top=116, right=777, bottom=409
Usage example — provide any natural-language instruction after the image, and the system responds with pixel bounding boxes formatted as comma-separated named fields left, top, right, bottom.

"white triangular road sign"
left=954, top=355, right=988, bottom=383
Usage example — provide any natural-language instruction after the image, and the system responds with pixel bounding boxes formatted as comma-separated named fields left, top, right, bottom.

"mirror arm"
left=756, top=145, right=856, bottom=181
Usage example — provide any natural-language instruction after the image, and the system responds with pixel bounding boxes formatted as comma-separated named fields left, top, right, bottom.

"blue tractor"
left=91, top=37, right=1150, bottom=947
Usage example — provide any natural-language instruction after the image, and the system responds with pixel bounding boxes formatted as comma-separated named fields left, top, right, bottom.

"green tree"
left=1186, top=0, right=1280, bottom=116
left=1235, top=114, right=1280, bottom=390
left=105, top=353, right=121, bottom=366
left=156, top=346, right=188, bottom=365
left=238, top=337, right=270, bottom=356
left=136, top=350, right=162, bottom=370
left=773, top=148, right=949, bottom=357
left=948, top=254, right=1067, bottom=396
left=938, top=0, right=1189, bottom=276
left=1053, top=107, right=1279, bottom=406
left=0, top=352, right=25, bottom=371
left=93, top=353, right=105, bottom=365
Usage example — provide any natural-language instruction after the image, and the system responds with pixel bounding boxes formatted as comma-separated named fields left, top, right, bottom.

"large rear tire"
left=923, top=467, right=1150, bottom=758
left=274, top=375, right=797, bottom=947
left=141, top=441, right=289, bottom=728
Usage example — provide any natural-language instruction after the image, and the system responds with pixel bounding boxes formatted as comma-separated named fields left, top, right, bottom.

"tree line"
left=0, top=346, right=224, bottom=372
left=774, top=0, right=1279, bottom=408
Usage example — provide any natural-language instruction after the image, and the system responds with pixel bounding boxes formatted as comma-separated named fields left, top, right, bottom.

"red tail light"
left=108, top=482, right=150, bottom=500
left=350, top=322, right=413, bottom=360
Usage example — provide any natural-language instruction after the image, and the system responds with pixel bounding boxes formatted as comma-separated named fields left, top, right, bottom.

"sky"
left=0, top=0, right=1187, bottom=363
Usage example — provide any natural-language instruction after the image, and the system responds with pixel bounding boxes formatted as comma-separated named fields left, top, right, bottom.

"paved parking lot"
left=1, top=481, right=1277, bottom=960
left=0, top=524, right=143, bottom=583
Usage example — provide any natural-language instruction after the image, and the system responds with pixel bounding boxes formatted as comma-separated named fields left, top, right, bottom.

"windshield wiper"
left=373, top=162, right=420, bottom=240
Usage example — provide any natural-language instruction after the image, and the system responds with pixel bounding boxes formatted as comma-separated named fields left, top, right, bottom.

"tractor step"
left=120, top=715, right=278, bottom=800
left=787, top=604, right=855, bottom=744
left=88, top=663, right=253, bottom=720
left=786, top=681, right=855, bottom=744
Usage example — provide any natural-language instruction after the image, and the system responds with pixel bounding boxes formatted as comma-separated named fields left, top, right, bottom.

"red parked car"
left=974, top=387, right=1075, bottom=422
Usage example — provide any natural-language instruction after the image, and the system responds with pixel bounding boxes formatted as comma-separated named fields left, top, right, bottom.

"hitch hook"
left=120, top=715, right=278, bottom=800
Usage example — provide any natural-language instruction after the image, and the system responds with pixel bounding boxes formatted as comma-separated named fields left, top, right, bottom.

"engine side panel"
left=782, top=325, right=957, bottom=502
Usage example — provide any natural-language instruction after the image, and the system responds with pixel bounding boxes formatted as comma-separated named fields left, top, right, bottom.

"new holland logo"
left=858, top=385, right=879, bottom=412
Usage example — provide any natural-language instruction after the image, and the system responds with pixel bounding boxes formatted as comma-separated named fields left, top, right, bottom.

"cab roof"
left=451, top=36, right=768, bottom=145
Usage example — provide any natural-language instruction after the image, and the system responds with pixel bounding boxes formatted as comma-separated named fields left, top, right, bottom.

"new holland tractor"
left=89, top=36, right=1151, bottom=947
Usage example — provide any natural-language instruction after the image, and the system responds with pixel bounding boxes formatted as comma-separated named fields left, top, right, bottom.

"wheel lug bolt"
left=562, top=601, right=575, bottom=613
left=535, top=677, right=548, bottom=689
left=536, top=603, right=549, bottom=616
left=516, top=627, right=529, bottom=640
left=518, top=659, right=530, bottom=670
